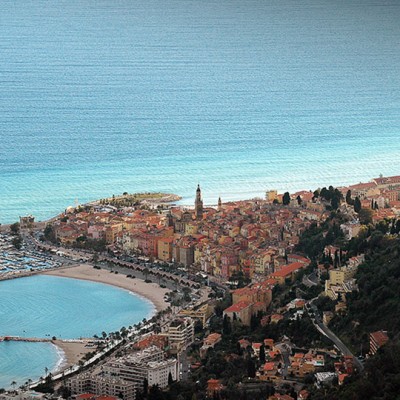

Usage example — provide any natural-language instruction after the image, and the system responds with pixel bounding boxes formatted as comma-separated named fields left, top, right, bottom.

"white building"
left=162, top=318, right=194, bottom=353
left=147, top=359, right=179, bottom=387
left=102, top=345, right=179, bottom=391
left=66, top=373, right=135, bottom=400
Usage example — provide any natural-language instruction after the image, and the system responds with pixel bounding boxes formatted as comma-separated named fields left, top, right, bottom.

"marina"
left=0, top=233, right=62, bottom=279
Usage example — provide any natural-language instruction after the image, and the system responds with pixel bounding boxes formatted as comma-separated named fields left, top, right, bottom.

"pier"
left=0, top=336, right=52, bottom=343
left=0, top=336, right=94, bottom=343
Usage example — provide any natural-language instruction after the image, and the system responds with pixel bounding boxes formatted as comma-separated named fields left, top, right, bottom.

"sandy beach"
left=53, top=340, right=93, bottom=368
left=43, top=264, right=170, bottom=370
left=44, top=264, right=170, bottom=312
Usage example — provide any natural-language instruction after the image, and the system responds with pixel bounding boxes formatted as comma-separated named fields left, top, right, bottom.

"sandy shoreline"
left=44, top=263, right=169, bottom=312
left=52, top=340, right=93, bottom=370
left=43, top=264, right=170, bottom=370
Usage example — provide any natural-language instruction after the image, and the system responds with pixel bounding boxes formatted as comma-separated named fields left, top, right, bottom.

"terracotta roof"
left=224, top=301, right=252, bottom=313
left=263, top=362, right=276, bottom=371
left=298, top=390, right=309, bottom=400
left=370, top=330, right=389, bottom=346
left=348, top=182, right=376, bottom=190
left=272, top=262, right=304, bottom=277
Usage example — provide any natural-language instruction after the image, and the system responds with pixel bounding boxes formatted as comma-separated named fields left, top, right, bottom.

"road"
left=309, top=300, right=364, bottom=372
left=275, top=342, right=292, bottom=378
left=302, top=271, right=318, bottom=287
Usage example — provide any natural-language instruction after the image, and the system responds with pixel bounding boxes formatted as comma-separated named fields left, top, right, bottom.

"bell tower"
left=195, top=184, right=203, bottom=220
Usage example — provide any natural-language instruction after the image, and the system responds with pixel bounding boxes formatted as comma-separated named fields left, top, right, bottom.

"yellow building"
left=194, top=247, right=203, bottom=264
left=265, top=190, right=278, bottom=202
left=329, top=269, right=345, bottom=285
left=185, top=223, right=198, bottom=235
left=105, top=223, right=123, bottom=244
left=157, top=237, right=173, bottom=262
left=178, top=304, right=212, bottom=328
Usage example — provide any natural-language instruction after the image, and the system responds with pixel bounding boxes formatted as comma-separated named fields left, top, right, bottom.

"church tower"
left=195, top=184, right=203, bottom=220
left=218, top=196, right=222, bottom=211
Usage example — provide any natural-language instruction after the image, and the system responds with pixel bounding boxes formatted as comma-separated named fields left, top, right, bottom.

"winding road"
left=309, top=299, right=364, bottom=372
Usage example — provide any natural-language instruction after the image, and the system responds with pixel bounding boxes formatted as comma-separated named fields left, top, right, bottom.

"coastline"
left=41, top=264, right=169, bottom=372
left=51, top=340, right=92, bottom=371
left=0, top=264, right=171, bottom=375
left=43, top=264, right=169, bottom=313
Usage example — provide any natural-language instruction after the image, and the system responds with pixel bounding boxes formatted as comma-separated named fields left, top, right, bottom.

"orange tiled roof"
left=263, top=362, right=276, bottom=371
left=272, top=262, right=304, bottom=277
left=224, top=301, right=251, bottom=313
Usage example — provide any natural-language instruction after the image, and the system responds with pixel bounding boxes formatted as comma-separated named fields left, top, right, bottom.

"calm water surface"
left=0, top=0, right=399, bottom=223
left=0, top=275, right=154, bottom=388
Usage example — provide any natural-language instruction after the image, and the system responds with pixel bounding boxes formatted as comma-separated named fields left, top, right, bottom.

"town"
left=2, top=174, right=400, bottom=400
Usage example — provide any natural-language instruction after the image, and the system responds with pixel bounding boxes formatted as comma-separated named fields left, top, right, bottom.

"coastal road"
left=309, top=300, right=364, bottom=372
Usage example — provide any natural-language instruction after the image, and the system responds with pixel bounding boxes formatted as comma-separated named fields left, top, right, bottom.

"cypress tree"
left=354, top=197, right=362, bottom=213
left=259, top=345, right=266, bottom=363
left=346, top=189, right=353, bottom=205
left=283, top=192, right=290, bottom=205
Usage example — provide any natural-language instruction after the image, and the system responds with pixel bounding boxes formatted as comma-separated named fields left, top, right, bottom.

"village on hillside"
left=2, top=175, right=400, bottom=400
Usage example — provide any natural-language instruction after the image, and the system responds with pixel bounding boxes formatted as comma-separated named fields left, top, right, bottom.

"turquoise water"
left=0, top=275, right=154, bottom=388
left=0, top=0, right=399, bottom=224
left=0, top=341, right=61, bottom=390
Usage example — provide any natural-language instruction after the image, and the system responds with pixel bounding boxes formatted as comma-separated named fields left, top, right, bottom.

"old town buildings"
left=50, top=176, right=400, bottom=283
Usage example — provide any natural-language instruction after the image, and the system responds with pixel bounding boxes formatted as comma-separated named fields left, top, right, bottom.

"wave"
left=51, top=342, right=67, bottom=374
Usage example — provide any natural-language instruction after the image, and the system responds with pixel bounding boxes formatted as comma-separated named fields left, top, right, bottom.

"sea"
left=1, top=0, right=400, bottom=224
left=0, top=275, right=154, bottom=388
left=0, top=0, right=399, bottom=387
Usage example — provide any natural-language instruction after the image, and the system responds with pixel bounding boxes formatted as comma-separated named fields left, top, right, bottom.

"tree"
left=58, top=385, right=71, bottom=399
left=143, top=378, right=148, bottom=395
left=296, top=195, right=302, bottom=205
left=10, top=222, right=20, bottom=235
left=247, top=359, right=256, bottom=378
left=354, top=197, right=362, bottom=213
left=143, top=268, right=150, bottom=281
left=148, top=385, right=165, bottom=400
left=223, top=314, right=232, bottom=335
left=320, top=187, right=329, bottom=200
left=12, top=236, right=22, bottom=249
left=346, top=189, right=353, bottom=205
left=44, top=224, right=57, bottom=243
left=331, top=196, right=339, bottom=210
left=282, top=192, right=290, bottom=205
left=359, top=209, right=373, bottom=225
left=91, top=243, right=101, bottom=258
left=182, top=286, right=192, bottom=302
left=259, top=344, right=266, bottom=363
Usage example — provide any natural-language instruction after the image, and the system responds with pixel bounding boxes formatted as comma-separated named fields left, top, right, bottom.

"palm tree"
left=143, top=268, right=150, bottom=281
left=10, top=381, right=17, bottom=391
left=92, top=252, right=99, bottom=265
